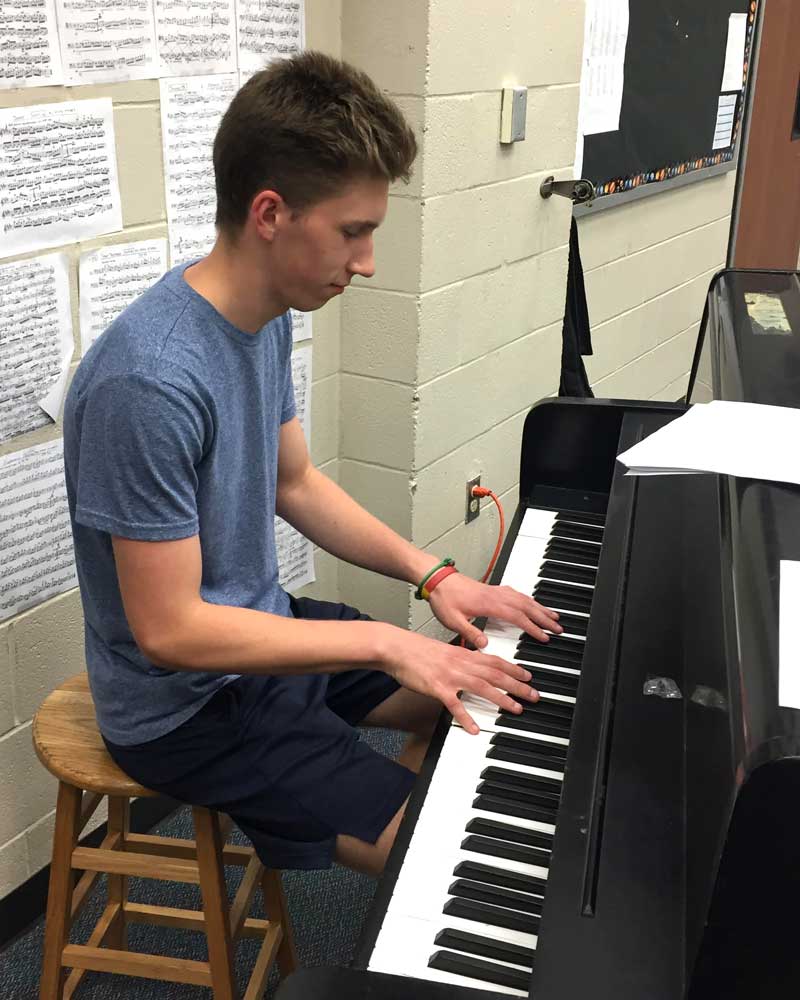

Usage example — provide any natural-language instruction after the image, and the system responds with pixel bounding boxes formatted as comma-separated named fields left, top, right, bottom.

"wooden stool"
left=32, top=673, right=298, bottom=999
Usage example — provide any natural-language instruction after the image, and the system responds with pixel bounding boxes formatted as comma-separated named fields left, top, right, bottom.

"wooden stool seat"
left=33, top=672, right=297, bottom=999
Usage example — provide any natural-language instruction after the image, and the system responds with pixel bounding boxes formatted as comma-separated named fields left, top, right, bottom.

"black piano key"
left=443, top=897, right=541, bottom=935
left=480, top=766, right=562, bottom=794
left=487, top=745, right=566, bottom=773
left=449, top=878, right=544, bottom=915
left=461, top=835, right=552, bottom=869
left=476, top=780, right=560, bottom=813
left=491, top=732, right=568, bottom=761
left=539, top=560, right=597, bottom=586
left=533, top=583, right=592, bottom=615
left=516, top=646, right=584, bottom=670
left=535, top=578, right=594, bottom=605
left=556, top=509, right=605, bottom=526
left=465, top=817, right=554, bottom=851
left=495, top=713, right=571, bottom=739
left=545, top=610, right=589, bottom=636
left=522, top=669, right=579, bottom=699
left=530, top=634, right=586, bottom=656
left=551, top=520, right=604, bottom=542
left=433, top=927, right=535, bottom=969
left=428, top=950, right=532, bottom=991
left=545, top=540, right=601, bottom=567
left=474, top=793, right=556, bottom=826
left=453, top=860, right=547, bottom=896
left=515, top=698, right=574, bottom=722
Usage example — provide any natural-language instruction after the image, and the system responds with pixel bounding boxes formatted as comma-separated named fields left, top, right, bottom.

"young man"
left=63, top=52, right=561, bottom=877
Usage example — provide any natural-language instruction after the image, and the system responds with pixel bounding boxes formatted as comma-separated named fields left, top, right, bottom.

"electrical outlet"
left=465, top=475, right=481, bottom=524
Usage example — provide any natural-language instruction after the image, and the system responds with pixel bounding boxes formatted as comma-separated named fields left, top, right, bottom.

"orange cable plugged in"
left=459, top=485, right=506, bottom=648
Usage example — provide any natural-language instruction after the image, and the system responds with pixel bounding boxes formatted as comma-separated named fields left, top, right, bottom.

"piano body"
left=276, top=269, right=800, bottom=1000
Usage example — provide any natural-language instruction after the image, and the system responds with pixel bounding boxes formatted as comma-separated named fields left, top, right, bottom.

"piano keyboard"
left=368, top=507, right=604, bottom=996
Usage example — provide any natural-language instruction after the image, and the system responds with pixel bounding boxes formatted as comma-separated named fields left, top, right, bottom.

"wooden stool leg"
left=40, top=782, right=82, bottom=1000
left=106, top=796, right=130, bottom=949
left=260, top=869, right=298, bottom=977
left=194, top=807, right=238, bottom=1000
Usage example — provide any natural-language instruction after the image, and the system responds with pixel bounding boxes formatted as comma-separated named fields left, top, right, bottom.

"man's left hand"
left=428, top=573, right=563, bottom=649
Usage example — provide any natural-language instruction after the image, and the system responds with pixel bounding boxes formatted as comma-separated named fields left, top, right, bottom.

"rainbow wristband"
left=415, top=558, right=456, bottom=601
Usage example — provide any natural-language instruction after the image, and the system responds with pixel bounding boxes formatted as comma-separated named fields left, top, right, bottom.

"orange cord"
left=459, top=485, right=505, bottom=647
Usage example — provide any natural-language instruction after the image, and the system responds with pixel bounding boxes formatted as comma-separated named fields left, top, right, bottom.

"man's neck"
left=183, top=238, right=285, bottom=334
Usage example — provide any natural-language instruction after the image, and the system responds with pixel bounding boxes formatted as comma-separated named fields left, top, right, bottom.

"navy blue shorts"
left=104, top=596, right=417, bottom=870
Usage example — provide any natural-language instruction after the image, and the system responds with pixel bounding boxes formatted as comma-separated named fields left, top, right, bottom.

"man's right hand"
left=374, top=625, right=539, bottom=734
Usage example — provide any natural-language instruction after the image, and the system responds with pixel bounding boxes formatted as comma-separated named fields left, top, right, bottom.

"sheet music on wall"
left=155, top=0, right=237, bottom=77
left=0, top=0, right=63, bottom=89
left=0, top=254, right=74, bottom=445
left=0, top=98, right=122, bottom=259
left=54, top=0, right=158, bottom=85
left=0, top=438, right=78, bottom=625
left=290, top=309, right=312, bottom=343
left=275, top=343, right=313, bottom=593
left=236, top=0, right=304, bottom=81
left=160, top=73, right=238, bottom=266
left=79, top=239, right=168, bottom=354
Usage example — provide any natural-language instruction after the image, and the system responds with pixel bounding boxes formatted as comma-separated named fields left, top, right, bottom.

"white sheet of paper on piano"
left=616, top=400, right=800, bottom=486
left=779, top=561, right=800, bottom=710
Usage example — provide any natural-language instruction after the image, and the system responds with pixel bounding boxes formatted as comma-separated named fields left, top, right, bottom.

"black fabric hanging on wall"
left=559, top=217, right=594, bottom=398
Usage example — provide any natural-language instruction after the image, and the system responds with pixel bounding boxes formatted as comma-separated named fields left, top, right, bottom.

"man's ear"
left=250, top=189, right=287, bottom=242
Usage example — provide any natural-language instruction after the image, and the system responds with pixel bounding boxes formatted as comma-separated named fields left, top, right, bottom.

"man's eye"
left=343, top=228, right=361, bottom=239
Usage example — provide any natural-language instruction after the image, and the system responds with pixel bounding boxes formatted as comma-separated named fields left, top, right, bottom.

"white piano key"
left=370, top=913, right=533, bottom=996
left=519, top=508, right=558, bottom=539
left=453, top=695, right=571, bottom=742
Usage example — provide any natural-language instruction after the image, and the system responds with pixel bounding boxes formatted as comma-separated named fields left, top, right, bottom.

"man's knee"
left=334, top=797, right=407, bottom=878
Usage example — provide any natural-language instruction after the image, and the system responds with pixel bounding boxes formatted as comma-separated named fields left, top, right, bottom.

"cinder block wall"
left=0, top=1, right=342, bottom=904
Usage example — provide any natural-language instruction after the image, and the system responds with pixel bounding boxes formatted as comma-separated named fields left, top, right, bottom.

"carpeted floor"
left=0, top=727, right=404, bottom=999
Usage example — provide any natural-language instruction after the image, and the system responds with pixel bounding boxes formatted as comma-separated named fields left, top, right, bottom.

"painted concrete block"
left=339, top=460, right=413, bottom=538
left=311, top=300, right=341, bottom=381
left=340, top=374, right=415, bottom=469
left=412, top=410, right=526, bottom=547
left=310, top=374, right=339, bottom=467
left=418, top=245, right=569, bottom=382
left=592, top=326, right=699, bottom=401
left=578, top=171, right=736, bottom=271
left=363, top=195, right=423, bottom=295
left=0, top=833, right=29, bottom=899
left=341, top=287, right=418, bottom=383
left=427, top=0, right=583, bottom=94
left=423, top=86, right=580, bottom=198
left=114, top=104, right=166, bottom=228
left=0, top=724, right=57, bottom=846
left=337, top=564, right=410, bottom=629
left=421, top=172, right=573, bottom=291
left=12, top=590, right=85, bottom=725
left=416, top=321, right=562, bottom=467
left=0, top=627, right=14, bottom=736
left=342, top=0, right=428, bottom=95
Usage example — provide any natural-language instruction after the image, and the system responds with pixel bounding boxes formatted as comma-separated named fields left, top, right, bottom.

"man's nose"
left=349, top=240, right=375, bottom=279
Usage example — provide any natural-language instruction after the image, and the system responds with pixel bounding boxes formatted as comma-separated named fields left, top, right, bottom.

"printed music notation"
left=236, top=0, right=304, bottom=76
left=290, top=309, right=312, bottom=343
left=0, top=254, right=74, bottom=445
left=154, top=0, right=236, bottom=75
left=79, top=239, right=168, bottom=354
left=0, top=439, right=78, bottom=624
left=55, top=0, right=158, bottom=84
left=0, top=0, right=64, bottom=89
left=0, top=98, right=122, bottom=258
left=159, top=73, right=238, bottom=266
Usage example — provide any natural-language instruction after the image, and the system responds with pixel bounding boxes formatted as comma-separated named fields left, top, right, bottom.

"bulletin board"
left=576, top=0, right=759, bottom=214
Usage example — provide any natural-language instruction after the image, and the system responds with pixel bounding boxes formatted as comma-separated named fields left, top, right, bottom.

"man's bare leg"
left=334, top=689, right=441, bottom=876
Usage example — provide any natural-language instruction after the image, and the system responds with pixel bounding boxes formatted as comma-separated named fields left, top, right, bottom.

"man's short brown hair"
left=213, top=51, right=418, bottom=232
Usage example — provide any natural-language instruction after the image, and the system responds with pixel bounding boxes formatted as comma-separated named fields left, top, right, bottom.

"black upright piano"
left=277, top=269, right=800, bottom=1000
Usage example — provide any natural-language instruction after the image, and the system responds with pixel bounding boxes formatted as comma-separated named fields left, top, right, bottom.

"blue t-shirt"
left=63, top=262, right=296, bottom=745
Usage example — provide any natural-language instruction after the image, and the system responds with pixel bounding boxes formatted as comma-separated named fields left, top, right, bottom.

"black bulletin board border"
left=575, top=0, right=759, bottom=215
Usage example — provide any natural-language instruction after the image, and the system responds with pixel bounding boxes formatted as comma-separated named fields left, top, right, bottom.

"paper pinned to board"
left=779, top=561, right=800, bottom=710
left=713, top=93, right=738, bottom=150
left=721, top=12, right=748, bottom=92
left=617, top=400, right=800, bottom=485
left=577, top=0, right=630, bottom=137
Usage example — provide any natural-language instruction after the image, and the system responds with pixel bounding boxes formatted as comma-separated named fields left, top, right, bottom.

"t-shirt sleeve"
left=74, top=373, right=206, bottom=541
left=280, top=312, right=297, bottom=424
